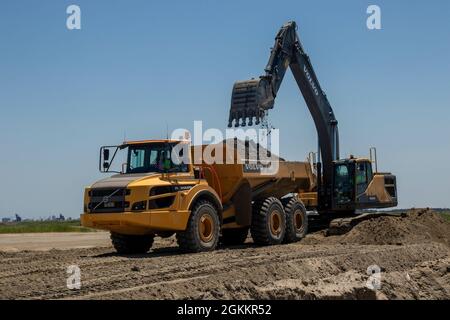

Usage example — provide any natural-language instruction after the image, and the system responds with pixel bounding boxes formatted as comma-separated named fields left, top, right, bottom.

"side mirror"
left=103, top=148, right=110, bottom=161
left=99, top=145, right=120, bottom=173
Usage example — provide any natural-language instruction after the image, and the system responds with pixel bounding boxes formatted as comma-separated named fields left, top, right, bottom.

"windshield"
left=126, top=143, right=189, bottom=174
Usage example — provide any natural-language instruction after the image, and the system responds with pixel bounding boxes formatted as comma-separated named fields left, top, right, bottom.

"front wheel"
left=176, top=200, right=220, bottom=253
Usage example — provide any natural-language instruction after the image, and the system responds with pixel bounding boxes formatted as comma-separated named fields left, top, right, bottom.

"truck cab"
left=81, top=140, right=222, bottom=239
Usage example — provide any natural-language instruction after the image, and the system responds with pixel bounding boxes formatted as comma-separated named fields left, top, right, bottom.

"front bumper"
left=80, top=210, right=190, bottom=235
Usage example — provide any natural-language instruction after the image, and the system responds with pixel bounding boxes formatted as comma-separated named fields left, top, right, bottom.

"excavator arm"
left=228, top=21, right=339, bottom=209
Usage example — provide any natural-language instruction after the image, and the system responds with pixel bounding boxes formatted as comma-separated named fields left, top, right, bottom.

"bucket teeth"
left=228, top=78, right=274, bottom=128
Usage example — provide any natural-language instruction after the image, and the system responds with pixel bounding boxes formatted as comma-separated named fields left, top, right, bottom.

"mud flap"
left=231, top=183, right=252, bottom=226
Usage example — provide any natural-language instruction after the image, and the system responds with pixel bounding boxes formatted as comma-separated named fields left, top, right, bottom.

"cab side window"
left=335, top=165, right=349, bottom=184
left=355, top=161, right=374, bottom=195
left=130, top=149, right=146, bottom=172
left=366, top=162, right=373, bottom=182
left=334, top=164, right=353, bottom=204
left=356, top=163, right=367, bottom=185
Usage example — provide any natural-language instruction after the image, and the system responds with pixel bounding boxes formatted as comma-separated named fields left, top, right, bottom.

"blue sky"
left=0, top=0, right=449, bottom=218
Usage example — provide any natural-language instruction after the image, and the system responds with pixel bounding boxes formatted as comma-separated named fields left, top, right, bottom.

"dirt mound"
left=338, top=209, right=450, bottom=246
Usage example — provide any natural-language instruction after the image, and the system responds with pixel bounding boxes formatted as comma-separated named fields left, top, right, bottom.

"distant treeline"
left=0, top=219, right=92, bottom=234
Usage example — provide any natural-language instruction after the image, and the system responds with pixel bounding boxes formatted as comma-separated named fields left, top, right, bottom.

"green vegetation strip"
left=0, top=220, right=94, bottom=234
left=440, top=213, right=450, bottom=222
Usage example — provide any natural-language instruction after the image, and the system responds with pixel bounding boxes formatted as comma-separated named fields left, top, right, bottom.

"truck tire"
left=251, top=197, right=286, bottom=245
left=176, top=200, right=220, bottom=253
left=110, top=232, right=154, bottom=254
left=283, top=198, right=308, bottom=243
left=220, top=227, right=249, bottom=246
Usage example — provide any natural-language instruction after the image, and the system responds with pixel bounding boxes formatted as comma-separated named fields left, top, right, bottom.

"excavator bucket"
left=228, top=78, right=274, bottom=127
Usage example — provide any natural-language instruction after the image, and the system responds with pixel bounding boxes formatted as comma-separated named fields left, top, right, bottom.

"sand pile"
left=338, top=209, right=450, bottom=246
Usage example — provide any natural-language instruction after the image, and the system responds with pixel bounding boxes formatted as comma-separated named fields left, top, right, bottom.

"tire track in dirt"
left=16, top=244, right=354, bottom=299
left=1, top=239, right=448, bottom=300
left=1, top=210, right=449, bottom=300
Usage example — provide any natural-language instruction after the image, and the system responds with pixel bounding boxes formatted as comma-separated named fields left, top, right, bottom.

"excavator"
left=228, top=21, right=397, bottom=224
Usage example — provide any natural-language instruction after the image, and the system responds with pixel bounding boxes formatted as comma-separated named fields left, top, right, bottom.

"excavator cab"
left=332, top=156, right=397, bottom=211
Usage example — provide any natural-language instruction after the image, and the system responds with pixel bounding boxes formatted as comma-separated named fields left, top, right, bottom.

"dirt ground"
left=0, top=209, right=449, bottom=300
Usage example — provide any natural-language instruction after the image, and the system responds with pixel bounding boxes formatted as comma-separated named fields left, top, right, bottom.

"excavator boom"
left=228, top=21, right=339, bottom=209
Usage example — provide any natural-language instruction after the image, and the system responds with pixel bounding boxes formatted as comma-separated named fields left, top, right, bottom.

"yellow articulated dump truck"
left=81, top=138, right=396, bottom=254
left=81, top=139, right=317, bottom=253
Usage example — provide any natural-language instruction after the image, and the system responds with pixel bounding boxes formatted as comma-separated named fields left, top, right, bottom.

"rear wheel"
left=251, top=197, right=286, bottom=245
left=176, top=200, right=220, bottom=253
left=283, top=198, right=308, bottom=243
left=110, top=232, right=154, bottom=254
left=221, top=227, right=249, bottom=246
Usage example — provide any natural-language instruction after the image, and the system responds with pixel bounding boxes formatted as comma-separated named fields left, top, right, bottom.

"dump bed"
left=212, top=161, right=315, bottom=203
left=191, top=140, right=316, bottom=203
